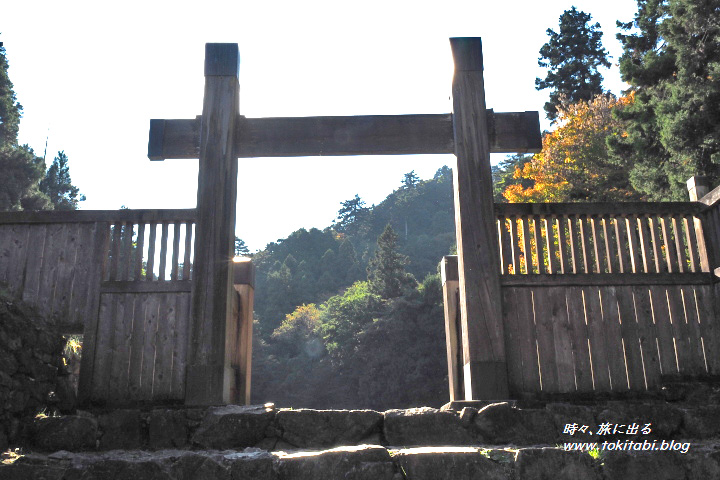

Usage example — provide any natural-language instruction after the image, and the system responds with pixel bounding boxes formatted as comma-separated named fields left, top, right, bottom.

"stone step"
left=14, top=401, right=720, bottom=453
left=3, top=442, right=719, bottom=480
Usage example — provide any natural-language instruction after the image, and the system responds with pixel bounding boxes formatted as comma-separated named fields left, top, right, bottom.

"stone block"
left=516, top=447, right=600, bottom=480
left=192, top=404, right=275, bottom=449
left=473, top=402, right=556, bottom=445
left=601, top=451, right=687, bottom=480
left=393, top=447, right=510, bottom=480
left=224, top=450, right=278, bottom=479
left=149, top=409, right=188, bottom=449
left=384, top=407, right=475, bottom=446
left=277, top=409, right=382, bottom=448
left=32, top=415, right=97, bottom=451
left=683, top=406, right=720, bottom=438
left=169, top=452, right=230, bottom=480
left=274, top=445, right=396, bottom=480
left=99, top=409, right=142, bottom=450
left=596, top=403, right=683, bottom=438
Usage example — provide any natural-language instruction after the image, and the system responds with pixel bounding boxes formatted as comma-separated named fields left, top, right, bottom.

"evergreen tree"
left=0, top=40, right=21, bottom=148
left=234, top=237, right=250, bottom=256
left=0, top=42, right=51, bottom=211
left=402, top=170, right=420, bottom=189
left=39, top=151, right=86, bottom=210
left=366, top=224, right=415, bottom=299
left=536, top=7, right=611, bottom=121
left=610, top=0, right=720, bottom=200
left=335, top=194, right=368, bottom=233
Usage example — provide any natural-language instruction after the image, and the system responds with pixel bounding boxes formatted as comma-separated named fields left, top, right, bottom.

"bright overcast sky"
left=3, top=0, right=638, bottom=251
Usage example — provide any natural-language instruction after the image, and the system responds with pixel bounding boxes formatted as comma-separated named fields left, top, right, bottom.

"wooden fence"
left=0, top=209, right=254, bottom=406
left=442, top=182, right=720, bottom=399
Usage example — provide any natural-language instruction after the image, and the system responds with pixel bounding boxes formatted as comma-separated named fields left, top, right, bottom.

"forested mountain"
left=249, top=166, right=455, bottom=409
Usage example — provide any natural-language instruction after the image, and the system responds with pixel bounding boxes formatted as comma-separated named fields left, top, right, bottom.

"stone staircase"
left=4, top=384, right=720, bottom=479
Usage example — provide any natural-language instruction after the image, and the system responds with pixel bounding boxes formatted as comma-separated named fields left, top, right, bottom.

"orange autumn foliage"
left=503, top=93, right=642, bottom=203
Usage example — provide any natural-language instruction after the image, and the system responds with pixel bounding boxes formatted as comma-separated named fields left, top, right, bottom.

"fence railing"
left=443, top=192, right=720, bottom=400
left=495, top=203, right=709, bottom=277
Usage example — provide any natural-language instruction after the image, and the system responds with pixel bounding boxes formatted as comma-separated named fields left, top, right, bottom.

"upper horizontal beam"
left=148, top=111, right=541, bottom=160
left=0, top=208, right=197, bottom=225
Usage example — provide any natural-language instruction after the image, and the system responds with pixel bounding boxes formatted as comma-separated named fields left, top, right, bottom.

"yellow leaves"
left=501, top=93, right=636, bottom=203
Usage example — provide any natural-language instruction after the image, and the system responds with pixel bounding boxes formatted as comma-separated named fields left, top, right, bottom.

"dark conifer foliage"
left=536, top=7, right=611, bottom=121
left=609, top=0, right=720, bottom=200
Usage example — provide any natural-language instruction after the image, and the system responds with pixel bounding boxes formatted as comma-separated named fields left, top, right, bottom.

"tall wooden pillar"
left=185, top=44, right=240, bottom=405
left=450, top=38, right=509, bottom=400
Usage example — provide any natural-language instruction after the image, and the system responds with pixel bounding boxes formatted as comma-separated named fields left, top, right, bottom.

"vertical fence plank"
left=614, top=217, right=632, bottom=274
left=671, top=217, right=688, bottom=273
left=510, top=217, right=521, bottom=274
left=567, top=216, right=580, bottom=274
left=632, top=286, right=661, bottom=389
left=134, top=223, right=146, bottom=280
left=590, top=217, right=605, bottom=273
left=503, top=287, right=525, bottom=394
left=153, top=294, right=175, bottom=399
left=146, top=223, right=157, bottom=281
left=53, top=223, right=79, bottom=326
left=603, top=218, right=619, bottom=274
left=499, top=217, right=513, bottom=274
left=140, top=294, right=161, bottom=399
left=585, top=287, right=611, bottom=391
left=579, top=216, right=592, bottom=274
left=666, top=286, right=691, bottom=373
left=171, top=222, right=181, bottom=280
left=518, top=288, right=541, bottom=393
left=649, top=217, right=665, bottom=273
left=531, top=217, right=542, bottom=274
left=109, top=222, right=122, bottom=281
left=566, top=286, right=593, bottom=392
left=683, top=216, right=699, bottom=273
left=544, top=217, right=556, bottom=274
left=617, top=287, right=645, bottom=390
left=522, top=216, right=533, bottom=274
left=551, top=288, right=575, bottom=393
left=696, top=284, right=720, bottom=374
left=626, top=216, right=643, bottom=274
left=77, top=222, right=110, bottom=404
left=120, top=222, right=134, bottom=281
left=90, top=294, right=115, bottom=402
left=661, top=217, right=679, bottom=273
left=171, top=292, right=190, bottom=399
left=158, top=223, right=169, bottom=281
left=127, top=293, right=147, bottom=401
left=107, top=294, right=132, bottom=402
left=557, top=217, right=570, bottom=274
left=637, top=216, right=654, bottom=273
left=680, top=286, right=707, bottom=374
left=533, top=288, right=559, bottom=393
left=183, top=222, right=193, bottom=280
left=599, top=287, right=629, bottom=391
left=649, top=286, right=678, bottom=375
left=21, top=224, right=47, bottom=306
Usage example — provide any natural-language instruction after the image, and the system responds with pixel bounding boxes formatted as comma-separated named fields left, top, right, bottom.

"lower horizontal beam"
left=500, top=272, right=715, bottom=287
left=100, top=280, right=192, bottom=293
left=148, top=111, right=542, bottom=160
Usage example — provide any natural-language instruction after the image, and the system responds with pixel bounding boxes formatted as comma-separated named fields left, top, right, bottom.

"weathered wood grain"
left=502, top=287, right=525, bottom=394
left=500, top=272, right=714, bottom=287
left=566, top=286, right=593, bottom=392
left=632, top=286, right=661, bottom=389
left=495, top=202, right=705, bottom=217
left=107, top=294, right=132, bottom=401
left=441, top=256, right=462, bottom=401
left=148, top=111, right=542, bottom=160
left=450, top=37, right=509, bottom=399
left=186, top=43, right=241, bottom=405
left=0, top=208, right=196, bottom=224
left=616, top=287, right=645, bottom=390
left=140, top=294, right=161, bottom=399
left=649, top=286, right=679, bottom=375
left=153, top=293, right=175, bottom=400
left=585, top=287, right=611, bottom=391
left=532, top=288, right=559, bottom=393
left=599, top=287, right=629, bottom=391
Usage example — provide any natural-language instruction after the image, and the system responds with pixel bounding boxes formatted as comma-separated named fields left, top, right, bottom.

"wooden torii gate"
left=148, top=38, right=541, bottom=405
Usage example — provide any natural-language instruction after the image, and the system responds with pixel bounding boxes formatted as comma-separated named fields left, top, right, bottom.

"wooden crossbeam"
left=148, top=111, right=541, bottom=160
